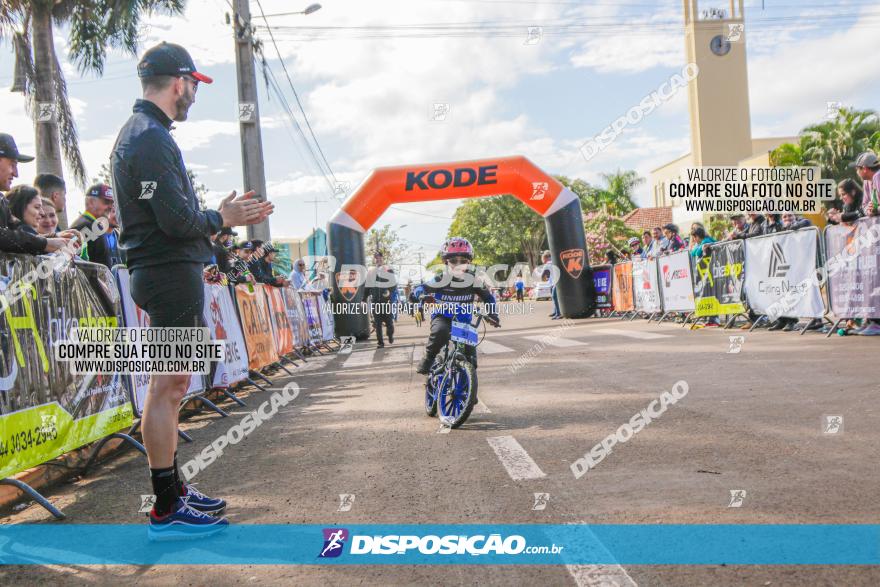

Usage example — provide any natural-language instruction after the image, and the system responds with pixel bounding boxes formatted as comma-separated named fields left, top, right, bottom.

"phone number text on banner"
left=1, top=256, right=132, bottom=479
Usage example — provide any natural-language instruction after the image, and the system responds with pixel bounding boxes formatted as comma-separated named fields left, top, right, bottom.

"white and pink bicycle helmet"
left=441, top=236, right=474, bottom=261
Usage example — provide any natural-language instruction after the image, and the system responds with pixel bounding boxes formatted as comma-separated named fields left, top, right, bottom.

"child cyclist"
left=414, top=237, right=500, bottom=375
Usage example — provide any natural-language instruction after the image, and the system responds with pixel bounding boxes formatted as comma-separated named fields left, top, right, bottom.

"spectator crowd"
left=1, top=131, right=300, bottom=295
left=601, top=151, right=880, bottom=334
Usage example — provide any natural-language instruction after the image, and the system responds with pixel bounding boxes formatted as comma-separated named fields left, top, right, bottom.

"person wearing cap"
left=70, top=183, right=116, bottom=268
left=211, top=227, right=236, bottom=274
left=852, top=152, right=880, bottom=217
left=247, top=240, right=287, bottom=287
left=0, top=133, right=71, bottom=255
left=111, top=42, right=274, bottom=539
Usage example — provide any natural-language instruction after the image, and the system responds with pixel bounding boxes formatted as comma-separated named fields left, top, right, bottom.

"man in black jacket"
left=111, top=42, right=272, bottom=540
left=0, top=133, right=70, bottom=255
left=367, top=251, right=397, bottom=347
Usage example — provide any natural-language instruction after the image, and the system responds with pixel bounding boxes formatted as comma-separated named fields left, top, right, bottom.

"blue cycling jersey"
left=413, top=270, right=497, bottom=322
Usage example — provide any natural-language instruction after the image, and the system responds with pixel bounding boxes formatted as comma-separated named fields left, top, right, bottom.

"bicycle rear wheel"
left=437, top=358, right=477, bottom=428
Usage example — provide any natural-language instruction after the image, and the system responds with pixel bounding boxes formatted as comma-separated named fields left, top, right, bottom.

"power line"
left=253, top=0, right=337, bottom=187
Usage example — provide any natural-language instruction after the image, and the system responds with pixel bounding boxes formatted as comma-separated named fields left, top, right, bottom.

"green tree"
left=769, top=142, right=804, bottom=167
left=447, top=196, right=546, bottom=270
left=366, top=224, right=409, bottom=266
left=2, top=0, right=185, bottom=226
left=799, top=107, right=879, bottom=182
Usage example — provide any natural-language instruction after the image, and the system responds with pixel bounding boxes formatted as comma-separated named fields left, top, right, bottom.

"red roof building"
left=621, top=207, right=673, bottom=233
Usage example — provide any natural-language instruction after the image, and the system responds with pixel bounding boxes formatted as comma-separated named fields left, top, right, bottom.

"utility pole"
left=304, top=197, right=322, bottom=256
left=231, top=0, right=271, bottom=241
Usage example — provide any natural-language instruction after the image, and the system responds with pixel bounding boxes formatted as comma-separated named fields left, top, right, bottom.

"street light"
left=262, top=3, right=322, bottom=18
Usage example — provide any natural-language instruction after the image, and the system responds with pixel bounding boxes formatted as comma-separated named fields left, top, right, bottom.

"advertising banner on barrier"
left=825, top=217, right=880, bottom=319
left=694, top=240, right=746, bottom=317
left=744, top=229, right=825, bottom=319
left=300, top=292, right=324, bottom=345
left=317, top=295, right=336, bottom=341
left=115, top=268, right=204, bottom=413
left=657, top=251, right=695, bottom=312
left=592, top=264, right=612, bottom=309
left=264, top=286, right=294, bottom=356
left=1, top=256, right=133, bottom=479
left=281, top=287, right=309, bottom=348
left=632, top=258, right=661, bottom=313
left=234, top=284, right=279, bottom=370
left=611, top=262, right=634, bottom=312
left=203, top=284, right=249, bottom=388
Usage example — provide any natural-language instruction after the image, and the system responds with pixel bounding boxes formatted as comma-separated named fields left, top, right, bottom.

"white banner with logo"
left=317, top=295, right=336, bottom=341
left=657, top=250, right=695, bottom=312
left=115, top=267, right=205, bottom=414
left=744, top=229, right=825, bottom=319
left=203, top=284, right=249, bottom=388
left=632, top=258, right=662, bottom=313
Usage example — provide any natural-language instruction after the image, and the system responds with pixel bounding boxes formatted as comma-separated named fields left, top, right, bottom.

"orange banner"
left=234, top=284, right=278, bottom=370
left=612, top=262, right=634, bottom=312
left=331, top=156, right=573, bottom=231
left=265, top=285, right=294, bottom=356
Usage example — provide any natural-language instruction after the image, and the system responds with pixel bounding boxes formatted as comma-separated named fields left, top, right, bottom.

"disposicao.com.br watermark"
left=181, top=382, right=300, bottom=480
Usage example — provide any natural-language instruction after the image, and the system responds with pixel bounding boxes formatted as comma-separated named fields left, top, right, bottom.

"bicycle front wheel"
left=437, top=358, right=477, bottom=429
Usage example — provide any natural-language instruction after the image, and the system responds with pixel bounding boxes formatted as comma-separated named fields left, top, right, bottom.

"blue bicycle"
left=424, top=305, right=499, bottom=428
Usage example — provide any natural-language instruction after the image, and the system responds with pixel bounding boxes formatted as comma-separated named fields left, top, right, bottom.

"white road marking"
left=478, top=339, right=516, bottom=354
left=474, top=400, right=491, bottom=414
left=342, top=348, right=377, bottom=368
left=486, top=436, right=546, bottom=481
left=590, top=328, right=672, bottom=340
left=437, top=424, right=451, bottom=434
left=566, top=563, right=638, bottom=587
left=562, top=520, right=638, bottom=587
left=522, top=335, right=587, bottom=348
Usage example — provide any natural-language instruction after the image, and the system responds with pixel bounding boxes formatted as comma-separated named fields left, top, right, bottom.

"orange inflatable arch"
left=327, top=156, right=595, bottom=338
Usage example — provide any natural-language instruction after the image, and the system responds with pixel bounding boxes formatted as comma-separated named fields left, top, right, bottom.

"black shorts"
left=130, top=262, right=204, bottom=328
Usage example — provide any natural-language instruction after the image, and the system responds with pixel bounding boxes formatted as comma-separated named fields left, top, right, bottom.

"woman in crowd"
left=689, top=225, right=715, bottom=260
left=7, top=185, right=43, bottom=235
left=661, top=223, right=685, bottom=253
left=38, top=197, right=59, bottom=235
left=826, top=179, right=865, bottom=225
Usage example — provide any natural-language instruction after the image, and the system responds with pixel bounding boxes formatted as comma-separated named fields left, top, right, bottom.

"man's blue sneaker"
left=181, top=483, right=226, bottom=515
left=148, top=498, right=228, bottom=542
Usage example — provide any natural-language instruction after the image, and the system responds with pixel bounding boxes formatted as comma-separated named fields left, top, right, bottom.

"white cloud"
left=748, top=8, right=880, bottom=135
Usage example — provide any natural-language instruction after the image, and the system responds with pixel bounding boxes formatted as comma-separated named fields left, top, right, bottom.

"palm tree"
left=800, top=108, right=879, bottom=182
left=598, top=169, right=641, bottom=216
left=1, top=0, right=185, bottom=226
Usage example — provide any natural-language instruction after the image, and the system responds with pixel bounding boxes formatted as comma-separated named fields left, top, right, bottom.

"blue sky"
left=1, top=0, right=878, bottom=263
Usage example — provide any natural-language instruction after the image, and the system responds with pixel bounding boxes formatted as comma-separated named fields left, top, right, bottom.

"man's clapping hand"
left=219, top=190, right=275, bottom=227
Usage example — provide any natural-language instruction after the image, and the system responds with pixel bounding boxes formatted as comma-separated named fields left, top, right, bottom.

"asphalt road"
left=2, top=301, right=878, bottom=586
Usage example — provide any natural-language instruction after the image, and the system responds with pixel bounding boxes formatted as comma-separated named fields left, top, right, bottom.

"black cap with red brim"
left=137, top=42, right=213, bottom=84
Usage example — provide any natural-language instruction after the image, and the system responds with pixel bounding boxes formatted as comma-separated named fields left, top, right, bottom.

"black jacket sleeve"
left=136, top=128, right=223, bottom=240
